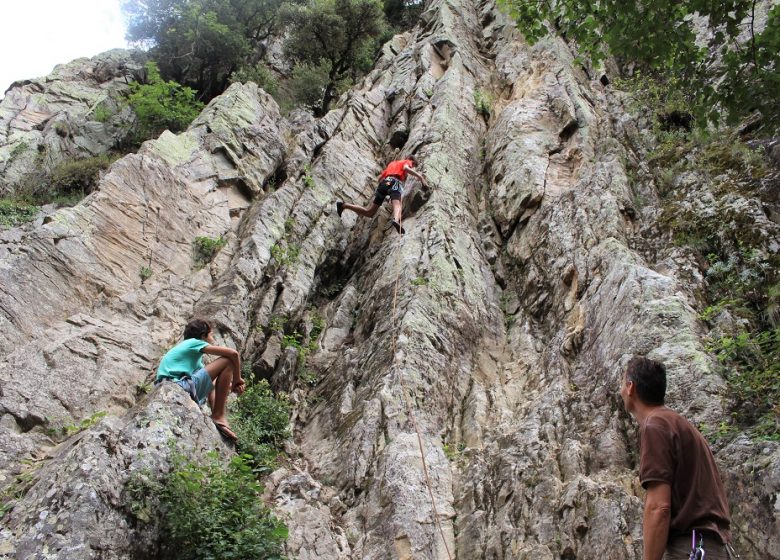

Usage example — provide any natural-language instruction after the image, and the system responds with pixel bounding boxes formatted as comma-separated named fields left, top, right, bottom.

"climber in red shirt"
left=336, top=155, right=428, bottom=234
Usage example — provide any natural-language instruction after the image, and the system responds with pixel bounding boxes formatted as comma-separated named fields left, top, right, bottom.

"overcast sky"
left=0, top=0, right=129, bottom=98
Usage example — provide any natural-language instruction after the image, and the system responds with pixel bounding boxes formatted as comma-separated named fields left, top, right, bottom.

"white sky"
left=0, top=0, right=129, bottom=99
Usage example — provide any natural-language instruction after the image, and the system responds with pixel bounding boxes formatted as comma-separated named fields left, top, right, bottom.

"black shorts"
left=373, top=177, right=404, bottom=205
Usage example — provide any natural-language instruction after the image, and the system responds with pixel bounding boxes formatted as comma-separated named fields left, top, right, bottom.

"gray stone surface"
left=0, top=384, right=231, bottom=560
left=0, top=0, right=778, bottom=558
left=0, top=50, right=147, bottom=195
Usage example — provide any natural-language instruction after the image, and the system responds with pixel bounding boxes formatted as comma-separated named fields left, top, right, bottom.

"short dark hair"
left=407, top=155, right=417, bottom=165
left=183, top=318, right=211, bottom=340
left=626, top=356, right=666, bottom=405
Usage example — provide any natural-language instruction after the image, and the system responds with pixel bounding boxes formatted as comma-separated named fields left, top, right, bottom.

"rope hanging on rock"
left=390, top=212, right=453, bottom=560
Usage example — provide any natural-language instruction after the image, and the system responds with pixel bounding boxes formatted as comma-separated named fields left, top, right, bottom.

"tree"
left=122, top=0, right=284, bottom=101
left=282, top=0, right=388, bottom=115
left=383, top=0, right=423, bottom=31
left=501, top=0, right=780, bottom=129
left=128, top=61, right=205, bottom=141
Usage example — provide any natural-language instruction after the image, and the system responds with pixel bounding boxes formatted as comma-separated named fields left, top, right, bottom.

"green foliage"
left=159, top=452, right=287, bottom=560
left=473, top=89, right=494, bottom=118
left=230, top=380, right=291, bottom=473
left=706, top=329, right=780, bottom=439
left=123, top=0, right=285, bottom=101
left=281, top=0, right=388, bottom=115
left=0, top=199, right=39, bottom=228
left=92, top=101, right=114, bottom=123
left=383, top=0, right=423, bottom=30
left=501, top=0, right=780, bottom=127
left=268, top=314, right=287, bottom=333
left=411, top=276, right=429, bottom=286
left=139, top=265, right=153, bottom=282
left=230, top=62, right=279, bottom=96
left=128, top=62, right=204, bottom=141
left=270, top=242, right=300, bottom=267
left=8, top=141, right=28, bottom=162
left=193, top=235, right=227, bottom=267
left=0, top=459, right=41, bottom=518
left=45, top=411, right=108, bottom=441
left=285, top=60, right=332, bottom=112
left=442, top=442, right=465, bottom=461
left=302, top=164, right=316, bottom=188
left=49, top=154, right=119, bottom=198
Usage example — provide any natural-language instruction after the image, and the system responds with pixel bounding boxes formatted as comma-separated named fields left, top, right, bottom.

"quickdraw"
left=690, top=530, right=706, bottom=560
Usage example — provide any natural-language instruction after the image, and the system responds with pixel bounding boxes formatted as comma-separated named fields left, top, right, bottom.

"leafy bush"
left=270, top=242, right=300, bottom=267
left=128, top=62, right=204, bottom=142
left=286, top=61, right=331, bottom=111
left=92, top=102, right=114, bottom=123
left=473, top=89, right=494, bottom=118
left=159, top=452, right=287, bottom=560
left=230, top=380, right=291, bottom=473
left=49, top=154, right=119, bottom=197
left=0, top=199, right=39, bottom=228
left=282, top=0, right=388, bottom=114
left=230, top=63, right=279, bottom=96
left=193, top=235, right=227, bottom=268
left=503, top=0, right=780, bottom=127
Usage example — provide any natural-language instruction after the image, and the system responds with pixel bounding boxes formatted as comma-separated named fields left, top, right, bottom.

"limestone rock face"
left=0, top=384, right=231, bottom=559
left=0, top=0, right=778, bottom=559
left=0, top=50, right=146, bottom=195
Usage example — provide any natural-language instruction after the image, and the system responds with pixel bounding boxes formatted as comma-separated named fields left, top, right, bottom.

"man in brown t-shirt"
left=620, top=356, right=736, bottom=559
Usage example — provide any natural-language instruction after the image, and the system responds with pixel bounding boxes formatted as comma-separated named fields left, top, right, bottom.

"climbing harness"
left=390, top=212, right=454, bottom=560
left=690, top=530, right=705, bottom=560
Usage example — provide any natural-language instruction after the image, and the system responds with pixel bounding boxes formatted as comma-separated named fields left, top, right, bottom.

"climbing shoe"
left=391, top=219, right=405, bottom=234
left=336, top=201, right=344, bottom=217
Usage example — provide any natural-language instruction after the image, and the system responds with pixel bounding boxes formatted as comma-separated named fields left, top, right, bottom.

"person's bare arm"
left=642, top=481, right=671, bottom=560
left=203, top=345, right=245, bottom=393
left=404, top=165, right=428, bottom=187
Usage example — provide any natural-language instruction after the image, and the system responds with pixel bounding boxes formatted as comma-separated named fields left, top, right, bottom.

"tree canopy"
left=122, top=0, right=391, bottom=114
left=501, top=0, right=780, bottom=129
left=122, top=0, right=284, bottom=100
left=127, top=61, right=205, bottom=140
left=281, top=0, right=388, bottom=115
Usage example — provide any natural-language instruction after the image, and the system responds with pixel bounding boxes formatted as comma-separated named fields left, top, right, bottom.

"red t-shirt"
left=639, top=407, right=731, bottom=544
left=379, top=159, right=414, bottom=181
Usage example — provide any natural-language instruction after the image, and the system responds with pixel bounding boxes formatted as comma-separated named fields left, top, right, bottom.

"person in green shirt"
left=156, top=318, right=246, bottom=441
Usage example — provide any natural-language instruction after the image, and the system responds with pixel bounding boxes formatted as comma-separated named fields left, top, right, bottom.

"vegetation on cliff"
left=121, top=0, right=415, bottom=114
left=504, top=0, right=780, bottom=129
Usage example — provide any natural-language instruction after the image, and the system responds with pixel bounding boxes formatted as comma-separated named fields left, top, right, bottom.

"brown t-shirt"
left=639, top=407, right=731, bottom=544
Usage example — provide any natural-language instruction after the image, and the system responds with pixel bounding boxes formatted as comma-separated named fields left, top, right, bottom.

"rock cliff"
left=0, top=0, right=778, bottom=559
left=0, top=50, right=147, bottom=196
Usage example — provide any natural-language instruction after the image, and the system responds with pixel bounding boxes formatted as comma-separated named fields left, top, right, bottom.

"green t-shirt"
left=156, top=338, right=209, bottom=381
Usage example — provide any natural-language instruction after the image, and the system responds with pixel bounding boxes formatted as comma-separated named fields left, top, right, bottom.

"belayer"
left=336, top=155, right=428, bottom=234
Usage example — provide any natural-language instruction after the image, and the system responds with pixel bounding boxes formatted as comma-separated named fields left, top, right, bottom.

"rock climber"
left=619, top=356, right=737, bottom=559
left=336, top=155, right=428, bottom=234
left=156, top=318, right=246, bottom=441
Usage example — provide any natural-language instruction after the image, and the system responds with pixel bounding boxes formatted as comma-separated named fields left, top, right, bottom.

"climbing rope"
left=389, top=211, right=454, bottom=560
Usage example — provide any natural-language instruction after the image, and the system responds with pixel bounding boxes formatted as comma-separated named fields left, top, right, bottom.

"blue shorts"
left=174, top=368, right=214, bottom=405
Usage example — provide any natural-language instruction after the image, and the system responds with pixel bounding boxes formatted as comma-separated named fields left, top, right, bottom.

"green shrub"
left=473, top=89, right=494, bottom=118
left=230, top=380, right=291, bottom=473
left=302, top=164, right=315, bottom=188
left=286, top=61, right=331, bottom=110
left=270, top=242, right=300, bottom=267
left=230, top=63, right=279, bottom=96
left=128, top=62, right=204, bottom=142
left=193, top=236, right=227, bottom=267
left=49, top=154, right=118, bottom=197
left=92, top=102, right=114, bottom=123
left=0, top=199, right=39, bottom=228
left=159, top=452, right=287, bottom=560
left=707, top=329, right=780, bottom=439
left=8, top=141, right=28, bottom=162
left=139, top=266, right=153, bottom=282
